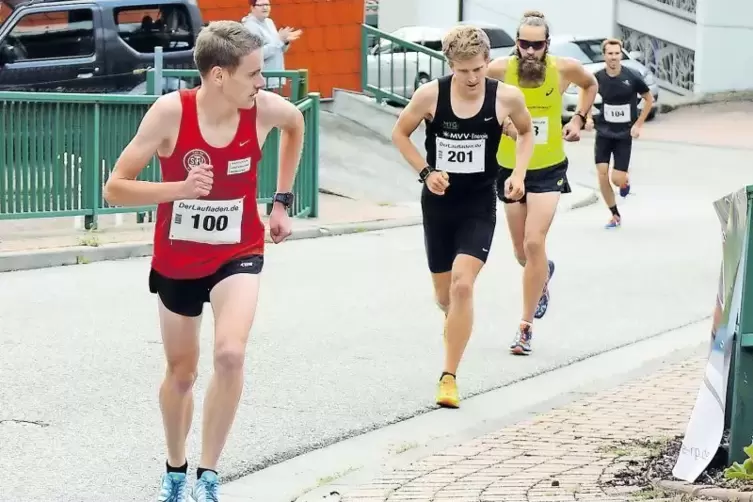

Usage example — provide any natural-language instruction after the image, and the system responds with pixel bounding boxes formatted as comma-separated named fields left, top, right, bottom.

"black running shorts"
left=594, top=135, right=633, bottom=172
left=421, top=185, right=497, bottom=274
left=496, top=159, right=571, bottom=204
left=149, top=255, right=264, bottom=317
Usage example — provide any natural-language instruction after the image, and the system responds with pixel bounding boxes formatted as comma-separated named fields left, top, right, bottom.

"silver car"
left=545, top=35, right=660, bottom=122
left=366, top=22, right=515, bottom=100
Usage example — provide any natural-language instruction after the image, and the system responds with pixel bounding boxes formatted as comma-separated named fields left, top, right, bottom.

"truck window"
left=7, top=8, right=95, bottom=60
left=113, top=4, right=195, bottom=53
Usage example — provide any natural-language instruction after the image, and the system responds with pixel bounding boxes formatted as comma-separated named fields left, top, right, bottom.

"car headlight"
left=565, top=84, right=578, bottom=94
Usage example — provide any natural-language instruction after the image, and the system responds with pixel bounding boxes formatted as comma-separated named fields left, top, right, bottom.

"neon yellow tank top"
left=497, top=55, right=567, bottom=171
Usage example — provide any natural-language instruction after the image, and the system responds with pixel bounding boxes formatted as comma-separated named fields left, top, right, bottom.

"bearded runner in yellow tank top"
left=497, top=55, right=566, bottom=169
left=487, top=10, right=598, bottom=356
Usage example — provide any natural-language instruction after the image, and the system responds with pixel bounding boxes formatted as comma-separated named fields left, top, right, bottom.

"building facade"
left=377, top=0, right=753, bottom=95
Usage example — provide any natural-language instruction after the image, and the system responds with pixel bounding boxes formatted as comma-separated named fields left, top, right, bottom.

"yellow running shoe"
left=436, top=374, right=459, bottom=408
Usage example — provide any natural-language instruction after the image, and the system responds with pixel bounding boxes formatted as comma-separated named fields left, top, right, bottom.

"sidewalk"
left=0, top=185, right=597, bottom=272
left=0, top=193, right=423, bottom=272
left=333, top=356, right=705, bottom=502
left=640, top=101, right=753, bottom=149
left=0, top=193, right=422, bottom=254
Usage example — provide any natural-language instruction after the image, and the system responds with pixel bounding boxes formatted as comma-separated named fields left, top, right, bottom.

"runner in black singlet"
left=392, top=25, right=534, bottom=408
left=585, top=38, right=654, bottom=228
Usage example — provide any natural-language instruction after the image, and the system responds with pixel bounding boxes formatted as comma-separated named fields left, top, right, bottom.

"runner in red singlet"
left=103, top=20, right=305, bottom=502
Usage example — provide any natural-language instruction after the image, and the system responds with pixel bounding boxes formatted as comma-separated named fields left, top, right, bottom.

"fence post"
left=153, top=47, right=164, bottom=96
left=137, top=47, right=163, bottom=224
left=85, top=103, right=102, bottom=230
left=264, top=130, right=280, bottom=216
left=361, top=25, right=369, bottom=93
left=299, top=69, right=309, bottom=99
left=309, top=92, right=320, bottom=218
left=146, top=70, right=155, bottom=95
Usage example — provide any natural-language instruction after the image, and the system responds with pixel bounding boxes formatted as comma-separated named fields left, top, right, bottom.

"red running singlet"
left=151, top=88, right=265, bottom=280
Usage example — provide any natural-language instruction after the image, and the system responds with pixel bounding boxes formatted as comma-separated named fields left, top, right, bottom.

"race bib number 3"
left=532, top=117, right=549, bottom=145
left=169, top=198, right=244, bottom=244
left=603, top=103, right=631, bottom=123
left=436, top=138, right=486, bottom=174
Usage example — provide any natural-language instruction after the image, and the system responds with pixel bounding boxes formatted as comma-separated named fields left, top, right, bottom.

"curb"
left=654, top=479, right=753, bottom=501
left=0, top=217, right=422, bottom=273
left=659, top=90, right=753, bottom=114
left=568, top=186, right=599, bottom=210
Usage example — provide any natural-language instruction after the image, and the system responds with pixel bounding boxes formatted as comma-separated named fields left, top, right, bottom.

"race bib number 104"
left=603, top=103, right=631, bottom=123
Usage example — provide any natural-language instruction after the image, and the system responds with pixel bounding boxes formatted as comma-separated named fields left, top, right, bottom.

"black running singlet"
left=424, top=75, right=503, bottom=197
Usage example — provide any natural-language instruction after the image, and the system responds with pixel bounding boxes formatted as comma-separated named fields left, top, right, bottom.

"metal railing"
left=0, top=90, right=320, bottom=227
left=145, top=67, right=309, bottom=103
left=361, top=24, right=449, bottom=105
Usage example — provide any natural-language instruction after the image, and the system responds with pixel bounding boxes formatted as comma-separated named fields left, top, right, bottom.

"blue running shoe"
left=510, top=323, right=533, bottom=355
left=534, top=260, right=555, bottom=319
left=157, top=472, right=191, bottom=502
left=605, top=215, right=621, bottom=229
left=192, top=471, right=220, bottom=502
left=619, top=183, right=631, bottom=198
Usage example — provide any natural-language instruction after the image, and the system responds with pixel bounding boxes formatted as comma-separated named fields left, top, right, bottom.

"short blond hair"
left=194, top=20, right=263, bottom=76
left=602, top=38, right=623, bottom=53
left=442, top=25, right=490, bottom=63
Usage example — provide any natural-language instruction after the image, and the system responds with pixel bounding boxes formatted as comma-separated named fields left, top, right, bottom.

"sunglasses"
left=517, top=39, right=547, bottom=51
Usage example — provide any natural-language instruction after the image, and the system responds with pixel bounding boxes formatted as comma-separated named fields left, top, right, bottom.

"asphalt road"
left=1, top=129, right=751, bottom=501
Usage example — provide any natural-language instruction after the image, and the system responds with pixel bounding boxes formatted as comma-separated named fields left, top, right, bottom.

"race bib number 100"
left=169, top=198, right=244, bottom=244
left=436, top=138, right=486, bottom=174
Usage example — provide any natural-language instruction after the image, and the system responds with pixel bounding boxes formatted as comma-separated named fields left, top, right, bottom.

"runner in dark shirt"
left=585, top=38, right=654, bottom=228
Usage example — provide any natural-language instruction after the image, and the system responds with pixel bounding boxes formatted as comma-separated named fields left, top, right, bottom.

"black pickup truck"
left=0, top=0, right=203, bottom=93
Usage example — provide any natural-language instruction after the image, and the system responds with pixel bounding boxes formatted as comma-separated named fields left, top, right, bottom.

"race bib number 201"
left=436, top=138, right=486, bottom=174
left=169, top=198, right=244, bottom=244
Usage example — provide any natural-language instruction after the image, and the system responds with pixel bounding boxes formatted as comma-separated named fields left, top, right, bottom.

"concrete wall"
left=694, top=0, right=753, bottom=93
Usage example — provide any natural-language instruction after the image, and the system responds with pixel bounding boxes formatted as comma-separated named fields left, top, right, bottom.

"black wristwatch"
left=418, top=165, right=435, bottom=183
left=273, top=191, right=295, bottom=209
left=573, top=111, right=587, bottom=124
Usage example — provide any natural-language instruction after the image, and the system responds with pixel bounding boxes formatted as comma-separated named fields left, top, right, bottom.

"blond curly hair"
left=441, top=25, right=491, bottom=63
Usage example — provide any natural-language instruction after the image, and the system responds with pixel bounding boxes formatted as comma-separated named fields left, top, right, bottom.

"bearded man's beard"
left=516, top=48, right=547, bottom=84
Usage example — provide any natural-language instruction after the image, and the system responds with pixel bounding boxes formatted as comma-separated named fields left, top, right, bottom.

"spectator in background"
left=242, top=0, right=302, bottom=91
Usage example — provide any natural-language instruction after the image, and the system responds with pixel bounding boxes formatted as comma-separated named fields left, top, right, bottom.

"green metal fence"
left=145, top=69, right=309, bottom=103
left=361, top=24, right=449, bottom=105
left=0, top=90, right=320, bottom=227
